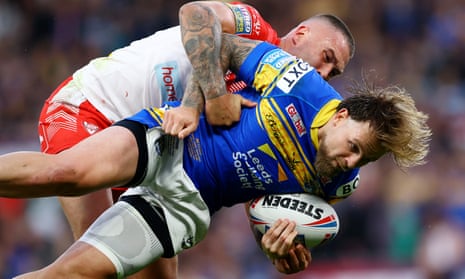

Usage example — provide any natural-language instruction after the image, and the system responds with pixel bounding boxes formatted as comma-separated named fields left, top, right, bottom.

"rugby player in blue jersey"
left=37, top=2, right=355, bottom=277
left=0, top=32, right=430, bottom=278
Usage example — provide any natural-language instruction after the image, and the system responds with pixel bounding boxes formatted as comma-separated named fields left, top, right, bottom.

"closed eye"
left=324, top=50, right=333, bottom=63
left=350, top=141, right=360, bottom=153
left=324, top=50, right=342, bottom=78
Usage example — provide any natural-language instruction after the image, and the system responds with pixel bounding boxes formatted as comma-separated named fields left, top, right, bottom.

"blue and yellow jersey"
left=128, top=42, right=359, bottom=214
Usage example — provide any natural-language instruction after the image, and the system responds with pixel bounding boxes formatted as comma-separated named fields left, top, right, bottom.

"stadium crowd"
left=0, top=0, right=464, bottom=278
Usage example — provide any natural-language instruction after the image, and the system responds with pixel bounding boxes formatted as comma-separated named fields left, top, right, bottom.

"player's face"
left=315, top=109, right=374, bottom=178
left=286, top=20, right=351, bottom=81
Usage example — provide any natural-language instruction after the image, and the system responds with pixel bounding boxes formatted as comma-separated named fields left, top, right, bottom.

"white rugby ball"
left=249, top=193, right=339, bottom=249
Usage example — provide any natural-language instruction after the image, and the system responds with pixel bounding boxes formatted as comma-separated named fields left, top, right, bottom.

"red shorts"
left=38, top=76, right=127, bottom=200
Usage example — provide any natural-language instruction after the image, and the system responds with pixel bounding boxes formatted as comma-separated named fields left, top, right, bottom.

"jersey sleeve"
left=236, top=42, right=298, bottom=93
left=223, top=2, right=280, bottom=93
left=226, top=2, right=280, bottom=45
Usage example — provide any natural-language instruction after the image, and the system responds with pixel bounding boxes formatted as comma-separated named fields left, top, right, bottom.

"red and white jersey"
left=72, top=26, right=189, bottom=122
left=67, top=3, right=279, bottom=122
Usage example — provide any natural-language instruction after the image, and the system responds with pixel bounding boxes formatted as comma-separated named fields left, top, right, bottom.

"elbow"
left=179, top=2, right=199, bottom=20
left=179, top=2, right=218, bottom=25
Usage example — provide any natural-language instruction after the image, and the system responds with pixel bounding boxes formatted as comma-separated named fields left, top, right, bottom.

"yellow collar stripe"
left=310, top=99, right=340, bottom=150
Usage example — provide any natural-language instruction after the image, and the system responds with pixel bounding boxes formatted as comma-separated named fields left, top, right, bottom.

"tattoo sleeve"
left=179, top=3, right=261, bottom=107
left=181, top=75, right=205, bottom=112
left=180, top=3, right=225, bottom=102
left=219, top=33, right=260, bottom=74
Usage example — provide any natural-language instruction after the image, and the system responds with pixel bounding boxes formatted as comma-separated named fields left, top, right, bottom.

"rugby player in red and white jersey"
left=37, top=1, right=354, bottom=278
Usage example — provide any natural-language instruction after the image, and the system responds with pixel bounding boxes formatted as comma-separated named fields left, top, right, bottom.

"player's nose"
left=346, top=154, right=363, bottom=169
left=316, top=65, right=332, bottom=81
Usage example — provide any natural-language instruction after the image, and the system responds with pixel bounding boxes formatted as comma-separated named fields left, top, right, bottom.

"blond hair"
left=338, top=82, right=432, bottom=168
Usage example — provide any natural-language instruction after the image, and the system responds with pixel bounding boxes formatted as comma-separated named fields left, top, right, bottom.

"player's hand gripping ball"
left=249, top=193, right=339, bottom=249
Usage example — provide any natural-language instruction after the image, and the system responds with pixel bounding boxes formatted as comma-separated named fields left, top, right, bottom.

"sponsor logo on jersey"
left=286, top=103, right=307, bottom=137
left=260, top=100, right=317, bottom=189
left=252, top=16, right=261, bottom=36
left=83, top=121, right=99, bottom=135
left=155, top=61, right=183, bottom=103
left=261, top=49, right=293, bottom=70
left=182, top=235, right=194, bottom=249
left=335, top=174, right=360, bottom=197
left=264, top=112, right=286, bottom=146
left=230, top=5, right=252, bottom=35
left=232, top=148, right=272, bottom=191
left=277, top=59, right=313, bottom=93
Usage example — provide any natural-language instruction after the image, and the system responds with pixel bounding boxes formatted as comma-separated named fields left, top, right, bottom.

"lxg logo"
left=277, top=59, right=313, bottom=93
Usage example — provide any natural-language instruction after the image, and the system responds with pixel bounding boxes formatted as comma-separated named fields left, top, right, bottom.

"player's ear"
left=295, top=25, right=309, bottom=35
left=292, top=25, right=309, bottom=45
left=333, top=108, right=349, bottom=124
left=337, top=108, right=349, bottom=117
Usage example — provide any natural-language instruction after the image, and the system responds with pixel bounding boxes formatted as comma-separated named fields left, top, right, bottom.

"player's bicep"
left=220, top=33, right=260, bottom=73
left=61, top=126, right=138, bottom=189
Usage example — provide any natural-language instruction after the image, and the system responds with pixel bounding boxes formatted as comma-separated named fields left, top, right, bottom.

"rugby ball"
left=249, top=193, right=339, bottom=249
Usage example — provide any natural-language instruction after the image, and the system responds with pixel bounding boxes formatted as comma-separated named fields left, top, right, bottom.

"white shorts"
left=80, top=127, right=211, bottom=278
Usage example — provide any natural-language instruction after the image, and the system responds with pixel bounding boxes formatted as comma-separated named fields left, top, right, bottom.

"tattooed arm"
left=179, top=2, right=256, bottom=126
left=163, top=3, right=258, bottom=137
left=179, top=2, right=225, bottom=102
left=163, top=32, right=260, bottom=138
left=177, top=2, right=256, bottom=126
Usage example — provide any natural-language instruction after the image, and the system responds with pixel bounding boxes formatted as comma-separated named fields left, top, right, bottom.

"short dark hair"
left=313, top=14, right=356, bottom=59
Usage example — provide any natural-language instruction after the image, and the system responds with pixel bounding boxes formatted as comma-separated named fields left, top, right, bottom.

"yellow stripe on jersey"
left=268, top=98, right=316, bottom=173
left=310, top=100, right=340, bottom=150
left=252, top=64, right=281, bottom=93
left=147, top=107, right=164, bottom=126
left=258, top=99, right=317, bottom=188
left=257, top=143, right=276, bottom=159
left=258, top=143, right=288, bottom=182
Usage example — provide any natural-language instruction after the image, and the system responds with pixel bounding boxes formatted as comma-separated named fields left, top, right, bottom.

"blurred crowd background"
left=0, top=0, right=464, bottom=278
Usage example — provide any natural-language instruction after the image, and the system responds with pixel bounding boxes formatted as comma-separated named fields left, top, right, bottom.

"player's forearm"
left=179, top=2, right=228, bottom=101
left=0, top=152, right=82, bottom=198
left=181, top=75, right=205, bottom=112
left=0, top=151, right=114, bottom=198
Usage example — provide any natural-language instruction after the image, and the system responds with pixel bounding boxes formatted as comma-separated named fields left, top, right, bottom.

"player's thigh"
left=127, top=257, right=178, bottom=279
left=13, top=241, right=116, bottom=279
left=58, top=189, right=113, bottom=239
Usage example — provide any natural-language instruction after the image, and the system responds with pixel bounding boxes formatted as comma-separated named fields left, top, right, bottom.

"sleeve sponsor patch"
left=229, top=5, right=252, bottom=35
left=261, top=48, right=294, bottom=70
